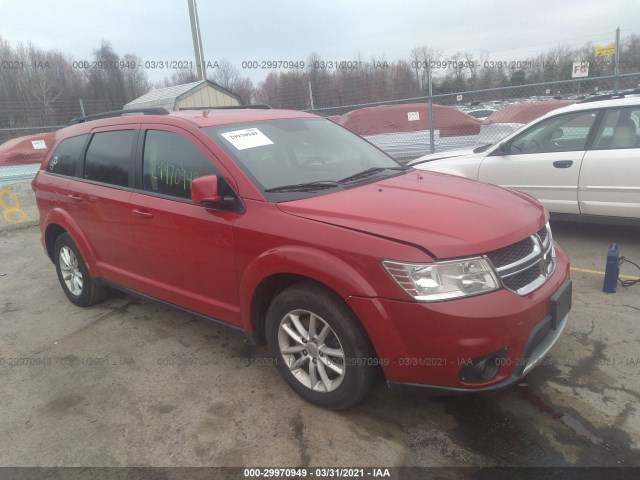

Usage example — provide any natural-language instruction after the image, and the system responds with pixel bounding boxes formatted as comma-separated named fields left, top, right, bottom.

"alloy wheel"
left=59, top=246, right=83, bottom=296
left=277, top=309, right=346, bottom=392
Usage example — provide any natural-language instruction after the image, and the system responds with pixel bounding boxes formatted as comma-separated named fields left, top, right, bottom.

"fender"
left=238, top=245, right=378, bottom=333
left=43, top=208, right=102, bottom=277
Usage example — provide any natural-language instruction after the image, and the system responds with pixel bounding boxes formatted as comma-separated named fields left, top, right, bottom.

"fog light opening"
left=459, top=349, right=507, bottom=383
left=479, top=356, right=500, bottom=380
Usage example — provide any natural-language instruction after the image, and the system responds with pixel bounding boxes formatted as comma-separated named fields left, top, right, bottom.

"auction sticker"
left=221, top=128, right=274, bottom=150
left=31, top=140, right=47, bottom=149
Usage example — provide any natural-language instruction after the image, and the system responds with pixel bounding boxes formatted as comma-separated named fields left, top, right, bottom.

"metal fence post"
left=614, top=27, right=620, bottom=93
left=427, top=62, right=435, bottom=154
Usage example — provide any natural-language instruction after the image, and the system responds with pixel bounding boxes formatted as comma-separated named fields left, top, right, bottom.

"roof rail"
left=578, top=88, right=640, bottom=103
left=178, top=104, right=272, bottom=110
left=68, top=108, right=170, bottom=125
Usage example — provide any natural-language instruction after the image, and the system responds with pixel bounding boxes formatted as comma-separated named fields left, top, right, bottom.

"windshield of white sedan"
left=203, top=118, right=405, bottom=192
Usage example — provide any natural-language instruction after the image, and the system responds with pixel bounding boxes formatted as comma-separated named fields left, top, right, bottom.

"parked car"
left=0, top=131, right=56, bottom=166
left=410, top=94, right=640, bottom=224
left=0, top=131, right=56, bottom=181
left=338, top=103, right=482, bottom=160
left=33, top=107, right=571, bottom=409
left=481, top=100, right=575, bottom=126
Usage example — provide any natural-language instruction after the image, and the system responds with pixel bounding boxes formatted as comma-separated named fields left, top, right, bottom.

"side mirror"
left=498, top=142, right=508, bottom=154
left=191, top=175, right=222, bottom=206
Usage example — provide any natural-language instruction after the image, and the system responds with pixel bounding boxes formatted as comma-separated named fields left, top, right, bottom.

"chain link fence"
left=0, top=99, right=129, bottom=182
left=0, top=127, right=61, bottom=182
left=1, top=73, right=639, bottom=182
left=308, top=72, right=640, bottom=163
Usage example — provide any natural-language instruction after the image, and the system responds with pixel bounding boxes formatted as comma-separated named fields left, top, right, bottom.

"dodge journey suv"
left=33, top=107, right=572, bottom=409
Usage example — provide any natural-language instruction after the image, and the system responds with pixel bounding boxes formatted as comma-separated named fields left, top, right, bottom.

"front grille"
left=485, top=224, right=556, bottom=295
left=502, top=267, right=542, bottom=292
left=486, top=237, right=535, bottom=269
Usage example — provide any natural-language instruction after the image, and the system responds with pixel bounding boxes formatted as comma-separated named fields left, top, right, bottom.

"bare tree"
left=122, top=53, right=150, bottom=99
left=409, top=46, right=424, bottom=92
left=163, top=68, right=199, bottom=87
left=31, top=69, right=62, bottom=123
left=255, top=72, right=280, bottom=106
left=408, top=45, right=444, bottom=94
left=211, top=59, right=240, bottom=90
left=233, top=77, right=255, bottom=104
left=3, top=35, right=640, bottom=134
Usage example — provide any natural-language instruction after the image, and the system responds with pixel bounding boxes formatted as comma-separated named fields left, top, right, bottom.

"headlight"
left=382, top=257, right=501, bottom=302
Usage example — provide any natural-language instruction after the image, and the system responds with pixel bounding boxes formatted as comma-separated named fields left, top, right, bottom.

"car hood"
left=277, top=171, right=546, bottom=259
left=408, top=147, right=483, bottom=166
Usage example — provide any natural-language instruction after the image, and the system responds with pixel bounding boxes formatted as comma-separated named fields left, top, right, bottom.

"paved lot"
left=0, top=222, right=639, bottom=469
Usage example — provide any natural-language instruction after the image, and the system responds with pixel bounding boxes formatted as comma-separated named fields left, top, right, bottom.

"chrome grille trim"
left=486, top=223, right=556, bottom=296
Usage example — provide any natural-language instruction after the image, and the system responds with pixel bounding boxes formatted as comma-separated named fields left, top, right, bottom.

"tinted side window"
left=84, top=131, right=136, bottom=187
left=143, top=130, right=217, bottom=199
left=48, top=135, right=88, bottom=176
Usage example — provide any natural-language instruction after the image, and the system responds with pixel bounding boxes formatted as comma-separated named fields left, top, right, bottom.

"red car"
left=0, top=131, right=56, bottom=166
left=32, top=107, right=572, bottom=409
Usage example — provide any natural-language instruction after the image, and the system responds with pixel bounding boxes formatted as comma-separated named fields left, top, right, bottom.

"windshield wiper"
left=338, top=166, right=408, bottom=184
left=264, top=180, right=341, bottom=193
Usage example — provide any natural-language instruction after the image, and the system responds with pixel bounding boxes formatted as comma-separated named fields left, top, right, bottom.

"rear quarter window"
left=47, top=135, right=88, bottom=176
left=84, top=131, right=136, bottom=187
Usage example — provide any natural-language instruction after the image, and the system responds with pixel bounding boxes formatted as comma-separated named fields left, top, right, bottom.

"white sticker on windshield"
left=407, top=111, right=419, bottom=121
left=31, top=140, right=47, bottom=149
left=221, top=128, right=274, bottom=150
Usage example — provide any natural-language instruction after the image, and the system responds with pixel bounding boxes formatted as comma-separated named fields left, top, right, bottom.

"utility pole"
left=188, top=0, right=206, bottom=81
left=308, top=81, right=315, bottom=110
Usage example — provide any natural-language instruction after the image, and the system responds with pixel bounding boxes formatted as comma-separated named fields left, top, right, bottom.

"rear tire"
left=265, top=282, right=376, bottom=410
left=53, top=233, right=108, bottom=307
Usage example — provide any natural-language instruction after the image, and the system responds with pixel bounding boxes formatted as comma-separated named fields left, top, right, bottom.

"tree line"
left=1, top=35, right=639, bottom=129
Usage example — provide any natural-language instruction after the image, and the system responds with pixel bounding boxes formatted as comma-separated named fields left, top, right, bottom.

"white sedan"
left=409, top=95, right=640, bottom=223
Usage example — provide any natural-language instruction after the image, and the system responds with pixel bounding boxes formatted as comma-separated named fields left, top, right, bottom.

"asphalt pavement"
left=0, top=222, right=639, bottom=470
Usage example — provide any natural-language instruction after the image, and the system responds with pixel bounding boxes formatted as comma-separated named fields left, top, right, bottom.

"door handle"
left=67, top=194, right=83, bottom=203
left=132, top=209, right=154, bottom=219
left=553, top=160, right=573, bottom=168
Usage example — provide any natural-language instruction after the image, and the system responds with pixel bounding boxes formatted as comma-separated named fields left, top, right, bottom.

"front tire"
left=53, top=233, right=108, bottom=307
left=265, top=283, right=376, bottom=410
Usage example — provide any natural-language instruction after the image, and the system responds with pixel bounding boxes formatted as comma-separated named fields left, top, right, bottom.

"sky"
left=1, top=0, right=640, bottom=84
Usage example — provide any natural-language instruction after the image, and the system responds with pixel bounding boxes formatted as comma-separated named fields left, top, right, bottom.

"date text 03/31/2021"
left=243, top=468, right=391, bottom=477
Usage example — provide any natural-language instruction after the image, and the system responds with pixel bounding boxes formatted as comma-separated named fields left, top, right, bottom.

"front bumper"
left=345, top=243, right=571, bottom=392
left=388, top=308, right=569, bottom=394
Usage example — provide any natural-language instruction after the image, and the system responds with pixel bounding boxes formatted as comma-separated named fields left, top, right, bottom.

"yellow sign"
left=595, top=44, right=616, bottom=56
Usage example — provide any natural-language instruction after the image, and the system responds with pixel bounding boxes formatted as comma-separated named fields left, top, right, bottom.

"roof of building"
left=123, top=80, right=242, bottom=110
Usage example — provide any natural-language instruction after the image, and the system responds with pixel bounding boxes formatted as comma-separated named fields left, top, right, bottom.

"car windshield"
left=203, top=118, right=406, bottom=195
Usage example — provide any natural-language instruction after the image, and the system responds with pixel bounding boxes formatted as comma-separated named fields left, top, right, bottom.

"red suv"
left=32, top=107, right=572, bottom=409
